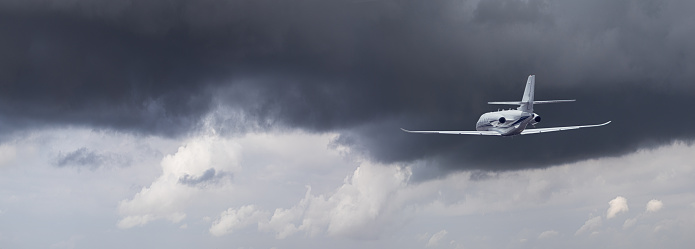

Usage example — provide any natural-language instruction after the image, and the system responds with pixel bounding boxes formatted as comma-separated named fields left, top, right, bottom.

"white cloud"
left=4, top=127, right=695, bottom=248
left=117, top=136, right=241, bottom=228
left=623, top=218, right=637, bottom=229
left=607, top=196, right=629, bottom=219
left=257, top=162, right=412, bottom=239
left=118, top=214, right=163, bottom=229
left=623, top=200, right=665, bottom=230
left=426, top=229, right=448, bottom=247
left=213, top=140, right=695, bottom=243
left=258, top=187, right=314, bottom=239
left=538, top=230, right=559, bottom=239
left=576, top=216, right=602, bottom=235
left=209, top=205, right=268, bottom=236
left=646, top=200, right=663, bottom=213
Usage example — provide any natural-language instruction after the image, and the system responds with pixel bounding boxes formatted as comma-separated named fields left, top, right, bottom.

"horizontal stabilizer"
left=487, top=101, right=524, bottom=105
left=532, top=100, right=576, bottom=104
left=487, top=99, right=575, bottom=105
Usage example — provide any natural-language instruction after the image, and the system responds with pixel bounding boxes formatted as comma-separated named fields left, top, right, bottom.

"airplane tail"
left=487, top=75, right=575, bottom=112
left=519, top=75, right=535, bottom=112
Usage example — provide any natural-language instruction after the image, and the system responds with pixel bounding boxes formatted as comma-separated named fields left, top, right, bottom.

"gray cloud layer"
left=2, top=0, right=694, bottom=171
left=56, top=147, right=131, bottom=169
left=178, top=168, right=232, bottom=187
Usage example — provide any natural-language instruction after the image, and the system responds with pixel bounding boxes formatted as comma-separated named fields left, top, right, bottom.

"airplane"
left=401, top=75, right=610, bottom=136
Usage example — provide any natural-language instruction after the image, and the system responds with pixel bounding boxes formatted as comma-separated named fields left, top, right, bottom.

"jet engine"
left=498, top=117, right=506, bottom=124
left=530, top=113, right=541, bottom=125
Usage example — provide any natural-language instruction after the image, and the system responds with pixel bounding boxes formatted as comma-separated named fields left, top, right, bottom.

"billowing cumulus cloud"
left=538, top=230, right=559, bottom=239
left=575, top=216, right=602, bottom=236
left=621, top=199, right=666, bottom=230
left=209, top=205, right=268, bottom=236
left=623, top=199, right=666, bottom=231
left=607, top=196, right=629, bottom=219
left=257, top=163, right=412, bottom=239
left=3, top=128, right=695, bottom=248
left=118, top=135, right=240, bottom=228
left=426, top=229, right=448, bottom=247
left=646, top=199, right=663, bottom=213
left=1, top=0, right=695, bottom=172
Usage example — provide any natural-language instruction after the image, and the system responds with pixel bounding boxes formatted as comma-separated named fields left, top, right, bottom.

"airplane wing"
left=400, top=128, right=501, bottom=136
left=487, top=100, right=575, bottom=105
left=519, top=121, right=611, bottom=135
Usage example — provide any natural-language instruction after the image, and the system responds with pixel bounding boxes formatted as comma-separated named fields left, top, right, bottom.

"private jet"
left=401, top=75, right=610, bottom=136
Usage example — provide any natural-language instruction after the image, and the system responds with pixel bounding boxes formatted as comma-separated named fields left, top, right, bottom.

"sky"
left=1, top=0, right=694, bottom=248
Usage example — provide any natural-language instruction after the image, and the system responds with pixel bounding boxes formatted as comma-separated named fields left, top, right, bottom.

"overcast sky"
left=1, top=0, right=695, bottom=248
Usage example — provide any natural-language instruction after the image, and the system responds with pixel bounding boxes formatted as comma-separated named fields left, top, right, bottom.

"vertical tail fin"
left=488, top=75, right=574, bottom=109
left=519, top=75, right=535, bottom=112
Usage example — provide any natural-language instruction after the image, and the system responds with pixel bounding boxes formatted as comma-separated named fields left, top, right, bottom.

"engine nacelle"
left=498, top=117, right=506, bottom=124
left=530, top=113, right=541, bottom=125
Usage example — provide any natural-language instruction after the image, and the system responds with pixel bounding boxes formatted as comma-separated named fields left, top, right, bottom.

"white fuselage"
left=475, top=110, right=536, bottom=136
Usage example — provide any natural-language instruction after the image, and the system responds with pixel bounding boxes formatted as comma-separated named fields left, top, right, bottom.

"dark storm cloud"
left=2, top=0, right=695, bottom=171
left=56, top=147, right=131, bottom=169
